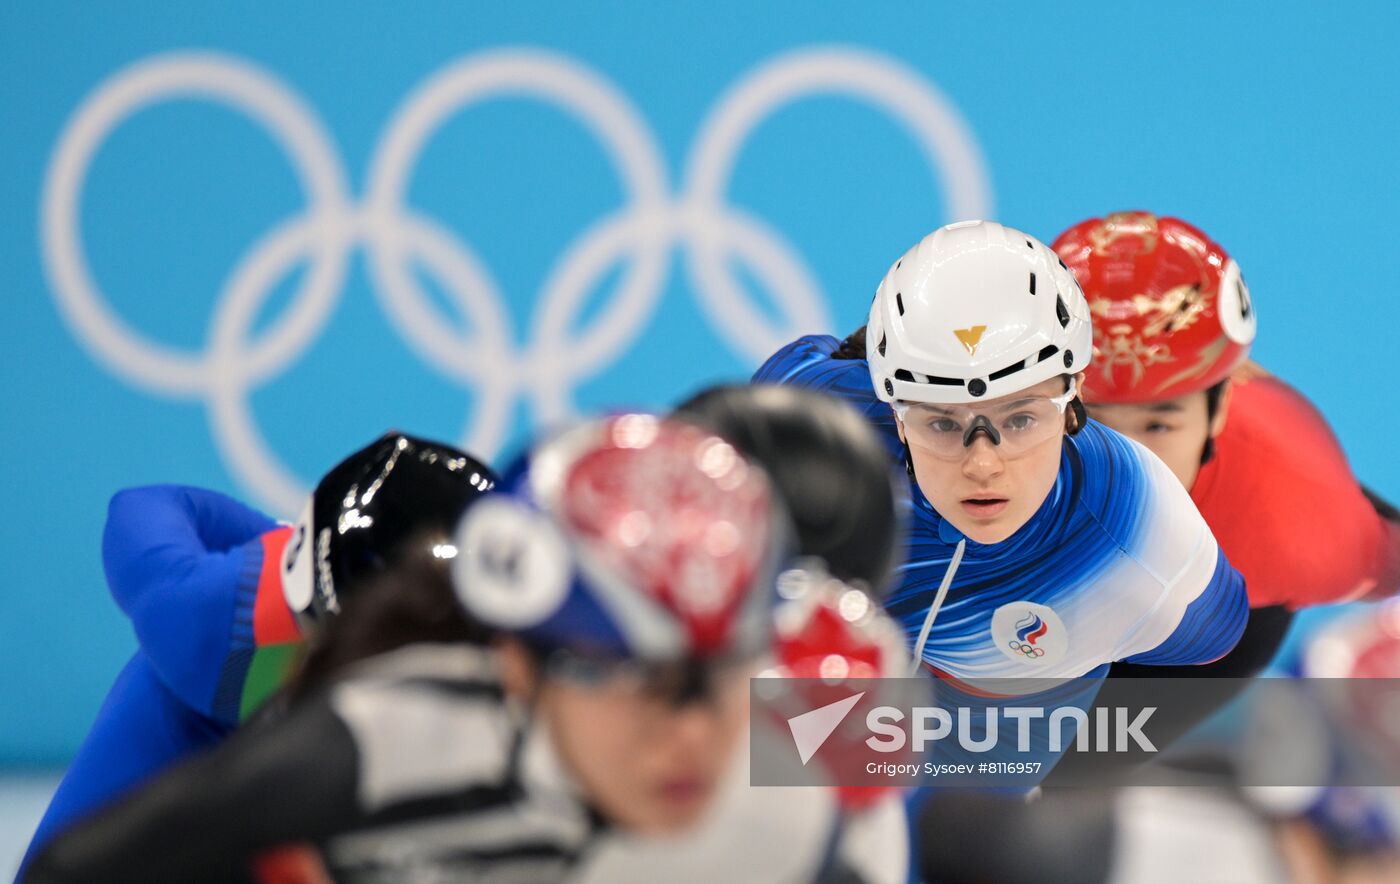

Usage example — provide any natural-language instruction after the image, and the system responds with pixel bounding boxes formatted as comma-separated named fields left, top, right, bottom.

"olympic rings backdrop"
left=3, top=2, right=1398, bottom=764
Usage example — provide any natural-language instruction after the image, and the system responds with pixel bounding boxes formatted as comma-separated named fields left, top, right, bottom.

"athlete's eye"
left=1145, top=422, right=1174, bottom=435
left=1003, top=412, right=1038, bottom=433
left=928, top=418, right=962, bottom=434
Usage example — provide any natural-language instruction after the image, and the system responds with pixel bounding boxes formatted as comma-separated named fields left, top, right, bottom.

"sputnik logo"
left=787, top=691, right=865, bottom=765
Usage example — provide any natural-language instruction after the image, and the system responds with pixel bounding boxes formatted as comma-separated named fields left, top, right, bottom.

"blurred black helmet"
left=674, top=384, right=903, bottom=597
left=281, top=432, right=497, bottom=631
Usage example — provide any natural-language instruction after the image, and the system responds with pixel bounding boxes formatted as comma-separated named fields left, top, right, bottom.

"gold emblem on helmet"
left=1088, top=281, right=1215, bottom=386
left=1153, top=335, right=1229, bottom=394
left=953, top=325, right=987, bottom=356
left=1094, top=328, right=1173, bottom=385
left=1090, top=284, right=1209, bottom=335
left=1089, top=212, right=1160, bottom=256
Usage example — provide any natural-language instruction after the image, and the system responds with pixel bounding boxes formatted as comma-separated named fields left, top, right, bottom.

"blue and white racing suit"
left=756, top=334, right=1248, bottom=684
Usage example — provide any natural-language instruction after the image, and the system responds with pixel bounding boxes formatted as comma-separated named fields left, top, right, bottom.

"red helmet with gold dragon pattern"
left=1052, top=211, right=1257, bottom=403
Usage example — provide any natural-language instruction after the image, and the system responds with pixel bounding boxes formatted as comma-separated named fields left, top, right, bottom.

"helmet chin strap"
left=1069, top=396, right=1087, bottom=435
left=1199, top=379, right=1229, bottom=465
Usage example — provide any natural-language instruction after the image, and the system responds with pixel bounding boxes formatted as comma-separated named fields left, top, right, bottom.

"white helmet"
left=867, top=220, right=1092, bottom=404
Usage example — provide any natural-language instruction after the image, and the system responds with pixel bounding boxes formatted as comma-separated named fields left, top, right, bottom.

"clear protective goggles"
left=893, top=378, right=1077, bottom=460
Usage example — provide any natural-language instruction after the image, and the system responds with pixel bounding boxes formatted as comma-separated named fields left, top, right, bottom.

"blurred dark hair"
left=831, top=325, right=868, bottom=360
left=281, top=534, right=490, bottom=704
left=674, top=382, right=902, bottom=596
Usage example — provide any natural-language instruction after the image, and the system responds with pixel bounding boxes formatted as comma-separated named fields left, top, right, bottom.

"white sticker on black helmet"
left=1218, top=259, right=1257, bottom=345
left=453, top=497, right=571, bottom=628
left=315, top=526, right=338, bottom=615
left=281, top=500, right=315, bottom=614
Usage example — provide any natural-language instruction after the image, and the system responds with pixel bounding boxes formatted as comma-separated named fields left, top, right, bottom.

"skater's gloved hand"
left=102, top=485, right=280, bottom=718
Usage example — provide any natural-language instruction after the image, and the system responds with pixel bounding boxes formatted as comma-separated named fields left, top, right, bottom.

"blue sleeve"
left=1124, top=551, right=1250, bottom=666
left=102, top=485, right=277, bottom=721
left=754, top=335, right=905, bottom=461
left=19, top=653, right=229, bottom=870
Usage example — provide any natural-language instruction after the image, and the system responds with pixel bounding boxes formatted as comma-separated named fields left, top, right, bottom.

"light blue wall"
left=3, top=1, right=1396, bottom=763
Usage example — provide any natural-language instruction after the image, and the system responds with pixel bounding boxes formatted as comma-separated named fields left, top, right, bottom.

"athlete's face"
left=895, top=375, right=1070, bottom=545
left=499, top=641, right=751, bottom=835
left=1085, top=385, right=1231, bottom=489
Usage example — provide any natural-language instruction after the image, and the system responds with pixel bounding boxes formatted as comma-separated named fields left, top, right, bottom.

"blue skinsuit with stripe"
left=21, top=487, right=279, bottom=874
left=756, top=335, right=1247, bottom=681
left=757, top=336, right=1248, bottom=796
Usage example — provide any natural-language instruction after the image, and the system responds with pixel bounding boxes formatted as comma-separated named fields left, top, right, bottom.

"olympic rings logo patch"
left=40, top=46, right=991, bottom=513
left=992, top=603, right=1068, bottom=667
left=1006, top=641, right=1047, bottom=659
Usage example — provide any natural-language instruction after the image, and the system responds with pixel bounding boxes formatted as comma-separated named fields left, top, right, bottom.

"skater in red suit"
left=1054, top=211, right=1400, bottom=680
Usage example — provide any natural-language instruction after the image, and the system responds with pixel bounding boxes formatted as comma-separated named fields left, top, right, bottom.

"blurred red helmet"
left=771, top=577, right=906, bottom=681
left=766, top=573, right=910, bottom=811
left=454, top=414, right=787, bottom=662
left=1302, top=601, right=1400, bottom=768
left=1052, top=211, right=1257, bottom=403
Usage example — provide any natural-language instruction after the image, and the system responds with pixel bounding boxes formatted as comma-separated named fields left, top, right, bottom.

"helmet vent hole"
left=1028, top=272, right=1037, bottom=296
left=987, top=345, right=1059, bottom=383
left=895, top=292, right=905, bottom=316
left=1055, top=294, right=1070, bottom=329
left=877, top=334, right=887, bottom=357
left=1025, top=239, right=1034, bottom=249
left=893, top=369, right=962, bottom=388
left=1058, top=257, right=1069, bottom=271
left=989, top=360, right=1025, bottom=382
